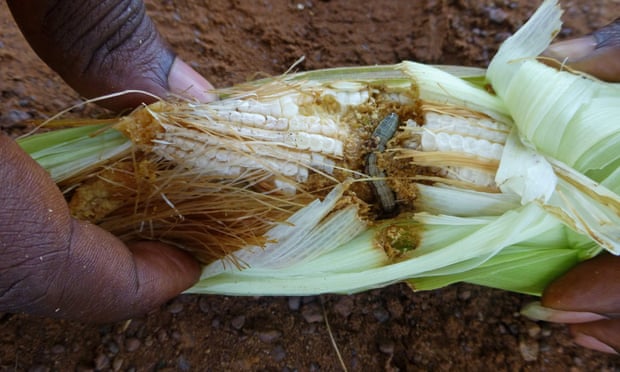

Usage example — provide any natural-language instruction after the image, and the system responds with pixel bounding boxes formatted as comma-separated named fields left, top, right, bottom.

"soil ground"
left=1, top=0, right=619, bottom=370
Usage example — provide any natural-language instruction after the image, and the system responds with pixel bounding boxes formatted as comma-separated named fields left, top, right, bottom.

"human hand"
left=7, top=0, right=216, bottom=111
left=1, top=0, right=210, bottom=323
left=526, top=19, right=620, bottom=354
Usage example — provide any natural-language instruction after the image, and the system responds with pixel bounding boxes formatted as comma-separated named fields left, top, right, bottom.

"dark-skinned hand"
left=1, top=0, right=215, bottom=323
left=537, top=19, right=620, bottom=354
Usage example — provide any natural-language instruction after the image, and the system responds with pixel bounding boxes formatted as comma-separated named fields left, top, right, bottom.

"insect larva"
left=365, top=113, right=399, bottom=215
left=366, top=152, right=397, bottom=214
left=372, top=112, right=399, bottom=152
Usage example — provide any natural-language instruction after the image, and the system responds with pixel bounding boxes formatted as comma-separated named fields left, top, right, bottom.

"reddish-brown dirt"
left=1, top=0, right=619, bottom=370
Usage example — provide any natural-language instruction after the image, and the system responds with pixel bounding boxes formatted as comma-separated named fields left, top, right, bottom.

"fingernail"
left=543, top=36, right=598, bottom=62
left=168, top=58, right=217, bottom=103
left=573, top=333, right=619, bottom=355
left=521, top=301, right=609, bottom=323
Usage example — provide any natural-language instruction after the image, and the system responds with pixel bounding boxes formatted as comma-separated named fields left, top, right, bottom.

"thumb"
left=42, top=220, right=202, bottom=323
left=0, top=134, right=201, bottom=323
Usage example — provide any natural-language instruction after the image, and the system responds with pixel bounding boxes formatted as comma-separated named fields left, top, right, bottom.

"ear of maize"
left=18, top=0, right=619, bottom=296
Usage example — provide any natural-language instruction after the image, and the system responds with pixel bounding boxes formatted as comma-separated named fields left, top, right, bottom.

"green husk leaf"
left=19, top=125, right=131, bottom=182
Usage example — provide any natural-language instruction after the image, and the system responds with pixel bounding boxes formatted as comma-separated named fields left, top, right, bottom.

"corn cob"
left=58, top=62, right=513, bottom=265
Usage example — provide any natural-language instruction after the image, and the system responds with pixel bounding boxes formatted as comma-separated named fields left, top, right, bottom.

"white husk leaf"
left=400, top=61, right=510, bottom=122
left=415, top=183, right=520, bottom=217
left=496, top=129, right=557, bottom=204
left=486, top=0, right=563, bottom=96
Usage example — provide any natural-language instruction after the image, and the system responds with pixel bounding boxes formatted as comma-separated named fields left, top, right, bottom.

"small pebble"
left=301, top=304, right=324, bottom=323
left=519, top=338, right=540, bottom=362
left=231, top=315, right=246, bottom=330
left=333, top=296, right=354, bottom=318
left=212, top=318, right=221, bottom=328
left=458, top=290, right=471, bottom=301
left=167, top=302, right=184, bottom=314
left=527, top=323, right=541, bottom=338
left=178, top=355, right=191, bottom=372
left=288, top=296, right=302, bottom=311
left=125, top=338, right=141, bottom=352
left=378, top=339, right=395, bottom=354
left=271, top=344, right=287, bottom=362
left=112, top=357, right=123, bottom=372
left=198, top=297, right=210, bottom=313
left=106, top=341, right=119, bottom=355
left=157, top=329, right=169, bottom=343
left=258, top=330, right=282, bottom=343
left=50, top=344, right=65, bottom=354
left=1, top=109, right=31, bottom=126
left=498, top=323, right=507, bottom=334
left=94, top=353, right=110, bottom=370
left=487, top=7, right=508, bottom=23
left=373, top=306, right=390, bottom=323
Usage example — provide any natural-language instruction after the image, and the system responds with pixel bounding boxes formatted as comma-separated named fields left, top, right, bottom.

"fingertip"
left=521, top=301, right=607, bottom=324
left=168, top=58, right=217, bottom=103
left=572, top=331, right=619, bottom=354
left=128, top=241, right=202, bottom=299
left=570, top=320, right=620, bottom=355
left=543, top=36, right=598, bottom=62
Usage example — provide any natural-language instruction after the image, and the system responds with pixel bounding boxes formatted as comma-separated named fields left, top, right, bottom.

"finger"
left=543, top=19, right=620, bottom=82
left=542, top=254, right=620, bottom=316
left=7, top=0, right=214, bottom=110
left=570, top=319, right=620, bottom=354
